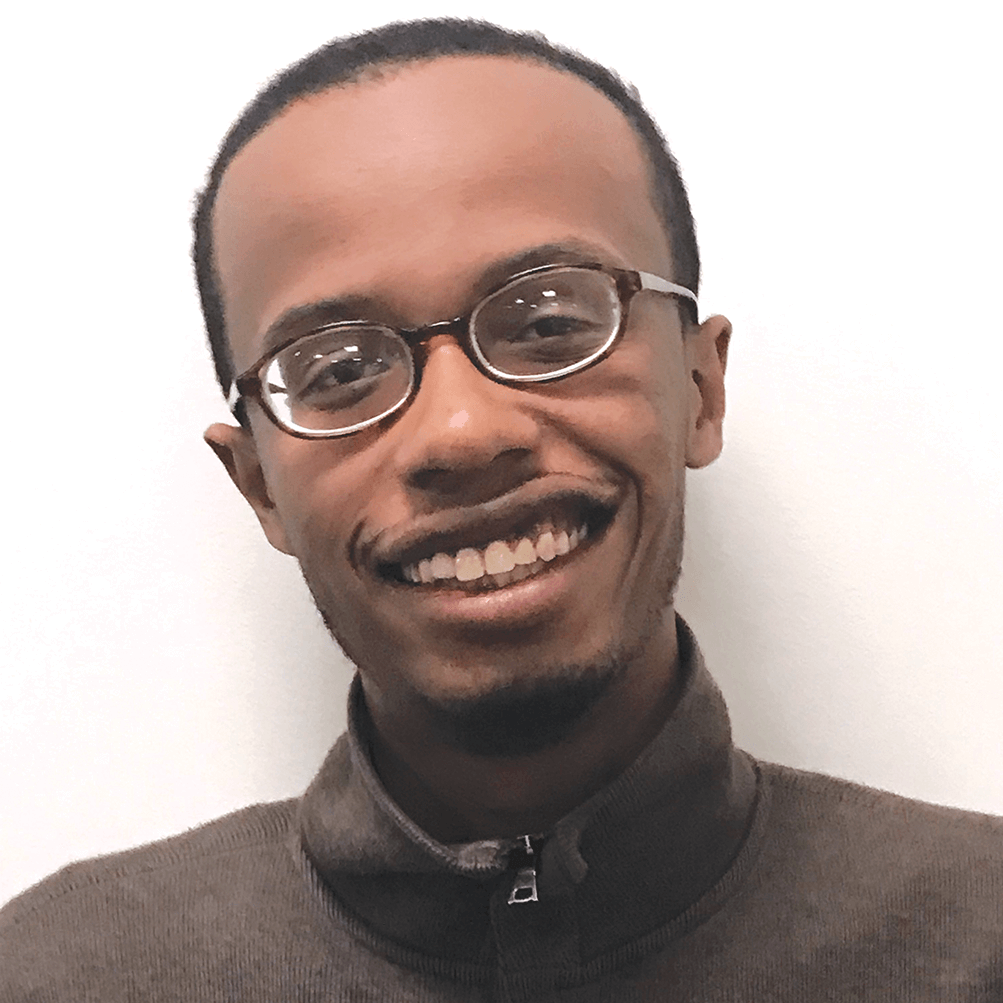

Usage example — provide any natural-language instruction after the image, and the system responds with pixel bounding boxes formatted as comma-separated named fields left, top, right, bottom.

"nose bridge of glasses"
left=401, top=312, right=488, bottom=383
left=401, top=314, right=468, bottom=350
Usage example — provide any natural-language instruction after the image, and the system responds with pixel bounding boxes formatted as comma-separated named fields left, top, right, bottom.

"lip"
left=362, top=475, right=624, bottom=579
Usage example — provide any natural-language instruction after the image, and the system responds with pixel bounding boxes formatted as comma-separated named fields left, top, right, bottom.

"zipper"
left=507, top=834, right=540, bottom=905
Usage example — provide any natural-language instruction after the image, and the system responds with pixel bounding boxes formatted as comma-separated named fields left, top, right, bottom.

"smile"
left=369, top=481, right=621, bottom=599
left=399, top=519, right=590, bottom=591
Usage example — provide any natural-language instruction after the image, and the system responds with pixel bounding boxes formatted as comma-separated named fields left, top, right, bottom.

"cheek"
left=564, top=326, right=691, bottom=477
left=255, top=437, right=359, bottom=566
left=589, top=334, right=691, bottom=542
left=631, top=323, right=692, bottom=468
left=259, top=433, right=416, bottom=595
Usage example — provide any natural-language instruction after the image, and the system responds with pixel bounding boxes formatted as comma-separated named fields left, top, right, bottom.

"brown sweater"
left=3, top=621, right=1002, bottom=1001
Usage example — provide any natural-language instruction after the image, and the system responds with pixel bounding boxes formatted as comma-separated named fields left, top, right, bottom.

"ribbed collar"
left=296, top=617, right=761, bottom=981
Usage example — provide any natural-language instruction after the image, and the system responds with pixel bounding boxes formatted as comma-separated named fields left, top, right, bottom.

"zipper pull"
left=507, top=834, right=539, bottom=905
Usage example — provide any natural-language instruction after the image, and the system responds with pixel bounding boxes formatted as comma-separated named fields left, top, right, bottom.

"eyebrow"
left=258, top=295, right=379, bottom=356
left=475, top=240, right=623, bottom=291
left=257, top=239, right=624, bottom=356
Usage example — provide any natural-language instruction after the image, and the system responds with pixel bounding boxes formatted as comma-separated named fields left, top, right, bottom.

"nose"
left=389, top=336, right=543, bottom=507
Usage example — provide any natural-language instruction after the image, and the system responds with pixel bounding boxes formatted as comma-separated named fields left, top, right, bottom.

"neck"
left=363, top=613, right=682, bottom=843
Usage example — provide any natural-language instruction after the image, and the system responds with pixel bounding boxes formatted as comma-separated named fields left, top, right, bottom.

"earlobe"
left=203, top=422, right=294, bottom=555
left=684, top=315, right=731, bottom=469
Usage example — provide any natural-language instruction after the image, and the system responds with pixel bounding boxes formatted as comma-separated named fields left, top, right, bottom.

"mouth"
left=373, top=488, right=617, bottom=594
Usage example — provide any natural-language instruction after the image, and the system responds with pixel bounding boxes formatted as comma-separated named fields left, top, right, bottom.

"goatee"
left=416, top=653, right=625, bottom=757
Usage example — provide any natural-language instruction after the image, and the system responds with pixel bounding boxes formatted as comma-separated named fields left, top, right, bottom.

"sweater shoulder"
left=729, top=761, right=1003, bottom=980
left=0, top=798, right=298, bottom=927
left=761, top=760, right=1003, bottom=833
left=757, top=760, right=1003, bottom=879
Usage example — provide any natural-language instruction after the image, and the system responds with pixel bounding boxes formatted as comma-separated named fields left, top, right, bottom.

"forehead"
left=213, top=55, right=672, bottom=364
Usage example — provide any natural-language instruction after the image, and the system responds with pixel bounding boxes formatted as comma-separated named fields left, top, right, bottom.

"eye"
left=282, top=349, right=390, bottom=411
left=261, top=325, right=414, bottom=431
left=266, top=326, right=410, bottom=415
left=301, top=353, right=390, bottom=391
left=507, top=312, right=597, bottom=342
left=471, top=269, right=623, bottom=376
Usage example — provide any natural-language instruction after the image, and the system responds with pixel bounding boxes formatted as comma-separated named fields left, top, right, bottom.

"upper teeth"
left=401, top=522, right=588, bottom=585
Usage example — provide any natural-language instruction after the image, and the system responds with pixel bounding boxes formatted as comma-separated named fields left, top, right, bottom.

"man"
left=2, top=18, right=1000, bottom=1002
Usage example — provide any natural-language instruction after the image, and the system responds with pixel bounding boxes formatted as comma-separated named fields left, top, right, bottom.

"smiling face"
left=207, top=55, right=728, bottom=740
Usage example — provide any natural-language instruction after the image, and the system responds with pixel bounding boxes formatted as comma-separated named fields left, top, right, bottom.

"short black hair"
left=192, top=18, right=700, bottom=398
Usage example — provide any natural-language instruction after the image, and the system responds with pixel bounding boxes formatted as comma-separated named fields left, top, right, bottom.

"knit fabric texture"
left=3, top=620, right=1002, bottom=1001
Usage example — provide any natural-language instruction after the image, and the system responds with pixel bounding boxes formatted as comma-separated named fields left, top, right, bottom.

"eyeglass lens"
left=262, top=267, right=623, bottom=434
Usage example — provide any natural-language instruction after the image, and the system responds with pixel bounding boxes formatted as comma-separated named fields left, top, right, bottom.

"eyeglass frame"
left=227, top=262, right=698, bottom=440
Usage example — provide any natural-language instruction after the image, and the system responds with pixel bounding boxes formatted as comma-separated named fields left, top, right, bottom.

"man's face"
left=207, top=56, right=727, bottom=720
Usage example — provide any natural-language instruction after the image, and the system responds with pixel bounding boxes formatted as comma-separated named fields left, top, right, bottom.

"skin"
left=205, top=55, right=730, bottom=842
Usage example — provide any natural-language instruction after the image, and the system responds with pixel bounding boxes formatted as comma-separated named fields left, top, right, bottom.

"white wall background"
left=2, top=0, right=1000, bottom=904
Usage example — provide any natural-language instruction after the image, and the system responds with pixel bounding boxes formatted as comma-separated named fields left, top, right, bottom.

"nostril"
left=408, top=466, right=452, bottom=493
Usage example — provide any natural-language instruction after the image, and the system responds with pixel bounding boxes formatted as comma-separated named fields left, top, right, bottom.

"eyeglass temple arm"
left=226, top=381, right=243, bottom=413
left=637, top=271, right=698, bottom=307
left=227, top=374, right=259, bottom=415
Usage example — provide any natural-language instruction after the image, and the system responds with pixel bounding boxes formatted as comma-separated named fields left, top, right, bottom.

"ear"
left=204, top=422, right=294, bottom=555
left=684, top=314, right=731, bottom=469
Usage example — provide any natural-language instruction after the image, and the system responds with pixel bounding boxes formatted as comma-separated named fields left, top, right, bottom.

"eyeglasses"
left=228, top=263, right=697, bottom=439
